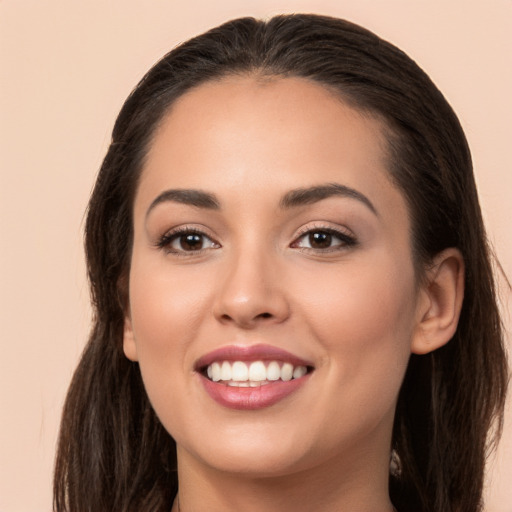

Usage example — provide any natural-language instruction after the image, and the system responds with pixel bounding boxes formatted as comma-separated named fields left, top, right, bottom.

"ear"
left=411, top=248, right=465, bottom=355
left=123, top=313, right=139, bottom=361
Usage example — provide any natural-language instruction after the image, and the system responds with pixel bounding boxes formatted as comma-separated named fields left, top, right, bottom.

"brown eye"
left=158, top=229, right=219, bottom=254
left=292, top=228, right=357, bottom=252
left=308, top=231, right=332, bottom=249
left=177, top=233, right=205, bottom=251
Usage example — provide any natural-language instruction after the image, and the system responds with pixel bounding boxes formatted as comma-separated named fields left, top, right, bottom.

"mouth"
left=195, top=344, right=314, bottom=410
left=202, top=360, right=310, bottom=386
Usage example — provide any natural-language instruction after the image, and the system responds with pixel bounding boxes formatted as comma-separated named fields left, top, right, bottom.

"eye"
left=291, top=227, right=357, bottom=252
left=158, top=228, right=220, bottom=254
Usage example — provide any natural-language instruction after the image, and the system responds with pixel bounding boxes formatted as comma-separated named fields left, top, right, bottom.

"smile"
left=195, top=345, right=314, bottom=410
left=206, top=360, right=308, bottom=386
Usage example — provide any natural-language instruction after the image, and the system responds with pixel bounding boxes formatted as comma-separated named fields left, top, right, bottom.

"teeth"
left=227, top=380, right=271, bottom=387
left=248, top=361, right=266, bottom=381
left=267, top=361, right=281, bottom=381
left=232, top=361, right=249, bottom=381
left=228, top=381, right=250, bottom=387
left=221, top=361, right=232, bottom=381
left=281, top=363, right=293, bottom=381
left=205, top=360, right=308, bottom=384
left=211, top=362, right=221, bottom=382
left=293, top=365, right=307, bottom=379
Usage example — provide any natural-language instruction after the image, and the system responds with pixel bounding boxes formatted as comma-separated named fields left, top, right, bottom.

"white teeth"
left=267, top=361, right=281, bottom=381
left=281, top=363, right=293, bottom=381
left=227, top=381, right=270, bottom=388
left=205, top=360, right=309, bottom=384
left=248, top=361, right=267, bottom=381
left=231, top=361, right=249, bottom=381
left=229, top=381, right=250, bottom=387
left=220, top=361, right=232, bottom=381
left=211, top=362, right=221, bottom=382
left=293, top=366, right=307, bottom=379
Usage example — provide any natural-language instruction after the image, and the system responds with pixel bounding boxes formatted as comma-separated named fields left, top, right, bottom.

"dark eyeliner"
left=291, top=226, right=358, bottom=251
left=155, top=226, right=217, bottom=254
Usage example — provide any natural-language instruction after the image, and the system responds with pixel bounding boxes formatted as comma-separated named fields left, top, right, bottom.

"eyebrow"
left=280, top=183, right=378, bottom=216
left=146, top=189, right=220, bottom=218
left=146, top=182, right=377, bottom=217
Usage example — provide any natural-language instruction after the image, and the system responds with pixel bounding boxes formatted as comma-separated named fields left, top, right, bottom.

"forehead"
left=137, top=75, right=408, bottom=225
left=147, top=75, right=389, bottom=173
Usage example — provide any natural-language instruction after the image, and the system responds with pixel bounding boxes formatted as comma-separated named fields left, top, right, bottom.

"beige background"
left=0, top=1, right=510, bottom=511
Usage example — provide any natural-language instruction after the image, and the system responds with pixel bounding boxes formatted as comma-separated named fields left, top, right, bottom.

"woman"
left=54, top=14, right=508, bottom=512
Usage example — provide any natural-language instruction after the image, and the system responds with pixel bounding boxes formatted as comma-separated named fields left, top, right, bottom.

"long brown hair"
left=54, top=14, right=508, bottom=512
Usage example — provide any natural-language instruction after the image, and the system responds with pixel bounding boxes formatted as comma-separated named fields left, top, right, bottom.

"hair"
left=54, top=14, right=508, bottom=512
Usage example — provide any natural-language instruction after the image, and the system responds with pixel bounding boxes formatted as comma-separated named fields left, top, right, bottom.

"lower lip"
left=199, top=374, right=310, bottom=410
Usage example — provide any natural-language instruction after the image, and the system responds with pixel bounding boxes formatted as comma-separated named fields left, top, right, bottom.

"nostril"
left=219, top=311, right=274, bottom=327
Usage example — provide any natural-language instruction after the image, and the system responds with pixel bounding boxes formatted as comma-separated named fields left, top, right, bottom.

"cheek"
left=129, top=257, right=211, bottom=349
left=126, top=258, right=211, bottom=432
left=126, top=256, right=216, bottom=416
left=297, top=260, right=417, bottom=443
left=300, top=253, right=417, bottom=381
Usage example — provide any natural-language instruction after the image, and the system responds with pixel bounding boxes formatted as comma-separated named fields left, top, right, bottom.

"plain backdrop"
left=0, top=1, right=510, bottom=511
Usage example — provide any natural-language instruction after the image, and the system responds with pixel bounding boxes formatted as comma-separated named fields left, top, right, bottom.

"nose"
left=212, top=249, right=290, bottom=329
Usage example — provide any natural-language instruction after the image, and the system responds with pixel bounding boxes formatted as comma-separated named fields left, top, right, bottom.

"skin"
left=123, top=76, right=464, bottom=512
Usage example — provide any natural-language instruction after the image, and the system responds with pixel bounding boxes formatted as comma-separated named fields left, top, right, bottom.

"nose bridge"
left=213, top=238, right=289, bottom=327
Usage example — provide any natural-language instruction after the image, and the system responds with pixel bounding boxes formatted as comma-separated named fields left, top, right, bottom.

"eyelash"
left=156, top=225, right=357, bottom=256
left=156, top=226, right=219, bottom=255
left=291, top=225, right=358, bottom=253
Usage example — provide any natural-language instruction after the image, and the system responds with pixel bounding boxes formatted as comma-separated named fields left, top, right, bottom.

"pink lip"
left=199, top=376, right=310, bottom=410
left=194, top=344, right=313, bottom=370
left=195, top=344, right=314, bottom=411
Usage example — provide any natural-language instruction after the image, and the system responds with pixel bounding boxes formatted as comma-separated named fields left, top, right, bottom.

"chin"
left=208, top=447, right=311, bottom=478
left=177, top=424, right=315, bottom=477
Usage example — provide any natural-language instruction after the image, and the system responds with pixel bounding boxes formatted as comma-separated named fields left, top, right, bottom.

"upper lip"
left=194, top=344, right=314, bottom=371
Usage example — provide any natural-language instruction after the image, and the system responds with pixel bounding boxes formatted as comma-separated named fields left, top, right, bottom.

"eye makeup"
left=156, top=225, right=220, bottom=255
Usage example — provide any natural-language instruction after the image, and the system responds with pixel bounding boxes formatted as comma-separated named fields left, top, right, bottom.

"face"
left=124, top=76, right=427, bottom=478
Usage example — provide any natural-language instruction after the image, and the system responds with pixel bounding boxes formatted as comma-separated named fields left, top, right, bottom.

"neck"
left=173, top=444, right=395, bottom=512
